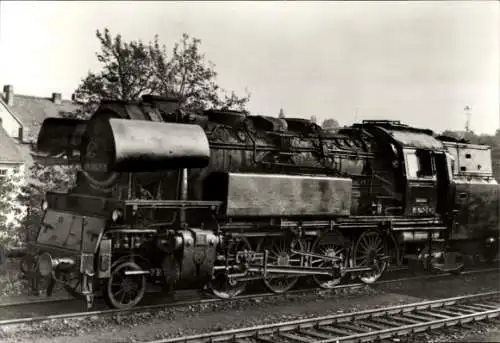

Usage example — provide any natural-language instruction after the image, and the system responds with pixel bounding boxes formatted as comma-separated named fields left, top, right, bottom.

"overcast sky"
left=0, top=1, right=498, bottom=134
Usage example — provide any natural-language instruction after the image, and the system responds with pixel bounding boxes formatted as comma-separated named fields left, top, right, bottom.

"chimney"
left=3, top=85, right=14, bottom=106
left=51, top=92, right=62, bottom=105
left=18, top=127, right=23, bottom=143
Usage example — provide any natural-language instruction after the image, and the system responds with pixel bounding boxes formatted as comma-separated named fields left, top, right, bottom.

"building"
left=0, top=84, right=81, bottom=179
left=0, top=124, right=23, bottom=178
left=0, top=105, right=24, bottom=227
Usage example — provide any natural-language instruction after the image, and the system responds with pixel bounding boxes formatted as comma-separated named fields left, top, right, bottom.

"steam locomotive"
left=30, top=95, right=499, bottom=309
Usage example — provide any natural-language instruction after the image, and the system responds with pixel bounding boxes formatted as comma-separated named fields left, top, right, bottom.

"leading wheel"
left=354, top=230, right=388, bottom=284
left=310, top=231, right=347, bottom=289
left=210, top=237, right=252, bottom=299
left=104, top=261, right=146, bottom=309
left=258, top=236, right=304, bottom=294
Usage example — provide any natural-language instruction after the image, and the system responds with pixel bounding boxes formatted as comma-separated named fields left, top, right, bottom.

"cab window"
left=405, top=149, right=435, bottom=179
left=405, top=151, right=420, bottom=178
left=445, top=152, right=456, bottom=176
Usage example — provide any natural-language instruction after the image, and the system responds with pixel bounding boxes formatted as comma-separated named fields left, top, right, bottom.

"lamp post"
left=464, top=105, right=472, bottom=134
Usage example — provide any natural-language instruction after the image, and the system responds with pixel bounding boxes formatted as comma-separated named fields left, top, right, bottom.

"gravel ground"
left=0, top=267, right=482, bottom=321
left=0, top=270, right=498, bottom=343
left=396, top=318, right=500, bottom=342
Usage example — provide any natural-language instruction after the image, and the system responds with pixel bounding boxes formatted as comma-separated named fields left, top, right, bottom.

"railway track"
left=0, top=267, right=497, bottom=327
left=0, top=262, right=494, bottom=309
left=150, top=291, right=500, bottom=343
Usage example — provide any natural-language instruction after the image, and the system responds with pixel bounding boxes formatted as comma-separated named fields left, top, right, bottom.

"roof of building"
left=0, top=125, right=23, bottom=164
left=0, top=88, right=82, bottom=142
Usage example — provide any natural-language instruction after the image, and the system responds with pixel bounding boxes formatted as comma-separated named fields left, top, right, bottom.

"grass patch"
left=0, top=258, right=30, bottom=297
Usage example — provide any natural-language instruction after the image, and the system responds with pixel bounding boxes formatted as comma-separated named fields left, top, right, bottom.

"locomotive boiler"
left=29, top=95, right=500, bottom=309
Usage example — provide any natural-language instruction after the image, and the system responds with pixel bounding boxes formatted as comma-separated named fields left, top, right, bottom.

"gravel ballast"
left=0, top=271, right=498, bottom=343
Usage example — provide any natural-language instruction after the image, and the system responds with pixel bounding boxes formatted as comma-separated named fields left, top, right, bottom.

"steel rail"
left=0, top=265, right=406, bottom=308
left=0, top=267, right=497, bottom=327
left=150, top=291, right=500, bottom=343
left=0, top=264, right=494, bottom=309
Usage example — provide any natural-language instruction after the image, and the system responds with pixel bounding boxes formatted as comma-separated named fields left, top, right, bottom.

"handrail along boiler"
left=30, top=95, right=500, bottom=309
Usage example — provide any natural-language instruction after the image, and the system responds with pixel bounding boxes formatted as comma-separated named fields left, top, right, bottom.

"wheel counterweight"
left=310, top=231, right=347, bottom=288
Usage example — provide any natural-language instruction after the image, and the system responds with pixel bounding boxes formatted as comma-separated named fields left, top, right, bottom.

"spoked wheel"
left=258, top=236, right=304, bottom=293
left=354, top=230, right=388, bottom=284
left=210, top=237, right=252, bottom=299
left=310, top=231, right=347, bottom=289
left=104, top=261, right=146, bottom=309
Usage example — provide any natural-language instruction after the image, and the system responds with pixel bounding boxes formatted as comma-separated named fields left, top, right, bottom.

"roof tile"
left=1, top=93, right=81, bottom=142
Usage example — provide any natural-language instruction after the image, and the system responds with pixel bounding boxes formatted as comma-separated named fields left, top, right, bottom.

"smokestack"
left=3, top=85, right=14, bottom=106
left=51, top=92, right=62, bottom=105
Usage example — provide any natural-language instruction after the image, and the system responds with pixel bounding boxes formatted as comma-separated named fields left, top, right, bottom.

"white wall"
left=0, top=101, right=21, bottom=139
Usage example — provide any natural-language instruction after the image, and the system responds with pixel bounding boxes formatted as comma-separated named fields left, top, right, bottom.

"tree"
left=18, top=163, right=78, bottom=243
left=0, top=169, right=23, bottom=246
left=74, top=29, right=250, bottom=114
left=322, top=118, right=339, bottom=130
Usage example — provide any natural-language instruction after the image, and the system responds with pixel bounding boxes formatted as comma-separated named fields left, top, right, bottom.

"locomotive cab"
left=402, top=148, right=438, bottom=217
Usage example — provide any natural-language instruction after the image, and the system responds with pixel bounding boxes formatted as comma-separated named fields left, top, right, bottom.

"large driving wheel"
left=210, top=237, right=252, bottom=299
left=104, top=261, right=146, bottom=309
left=257, top=236, right=304, bottom=293
left=310, top=230, right=347, bottom=288
left=354, top=230, right=388, bottom=284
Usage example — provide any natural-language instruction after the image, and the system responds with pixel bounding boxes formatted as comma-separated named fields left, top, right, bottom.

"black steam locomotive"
left=30, top=95, right=499, bottom=309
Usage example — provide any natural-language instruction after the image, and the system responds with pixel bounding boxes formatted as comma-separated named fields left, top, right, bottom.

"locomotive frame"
left=28, top=95, right=499, bottom=309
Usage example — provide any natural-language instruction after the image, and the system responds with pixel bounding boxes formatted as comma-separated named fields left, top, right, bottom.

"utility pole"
left=464, top=105, right=472, bottom=133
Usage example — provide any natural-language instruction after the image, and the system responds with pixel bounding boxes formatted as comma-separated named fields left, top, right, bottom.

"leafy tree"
left=75, top=29, right=250, bottom=113
left=0, top=169, right=24, bottom=246
left=322, top=118, right=339, bottom=130
left=18, top=163, right=78, bottom=243
left=441, top=130, right=463, bottom=141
